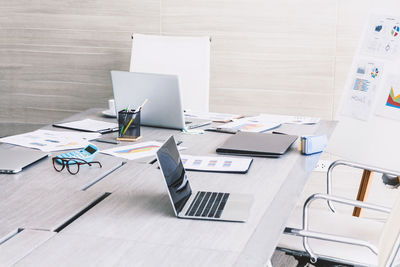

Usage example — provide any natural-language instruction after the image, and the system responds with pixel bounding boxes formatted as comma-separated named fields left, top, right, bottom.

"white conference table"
left=0, top=109, right=336, bottom=266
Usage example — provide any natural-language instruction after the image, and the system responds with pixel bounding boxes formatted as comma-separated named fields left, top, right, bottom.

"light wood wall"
left=1, top=0, right=395, bottom=136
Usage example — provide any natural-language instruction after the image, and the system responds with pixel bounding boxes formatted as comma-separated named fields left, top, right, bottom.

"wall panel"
left=162, top=0, right=337, bottom=117
left=2, top=0, right=385, bottom=136
left=0, top=0, right=160, bottom=136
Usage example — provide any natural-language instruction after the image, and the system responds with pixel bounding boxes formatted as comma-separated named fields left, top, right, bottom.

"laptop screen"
left=156, top=136, right=192, bottom=214
left=111, top=71, right=185, bottom=130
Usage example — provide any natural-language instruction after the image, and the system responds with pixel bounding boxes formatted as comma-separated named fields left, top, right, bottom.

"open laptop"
left=0, top=148, right=48, bottom=174
left=111, top=70, right=211, bottom=130
left=156, top=136, right=253, bottom=222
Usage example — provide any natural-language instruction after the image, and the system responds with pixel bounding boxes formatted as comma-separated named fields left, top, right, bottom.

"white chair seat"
left=278, top=208, right=386, bottom=266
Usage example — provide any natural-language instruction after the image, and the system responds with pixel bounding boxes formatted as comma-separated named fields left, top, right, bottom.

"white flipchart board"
left=327, top=12, right=400, bottom=173
left=130, top=34, right=210, bottom=112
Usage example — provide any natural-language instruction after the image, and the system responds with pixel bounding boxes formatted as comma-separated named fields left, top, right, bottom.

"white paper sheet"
left=375, top=73, right=400, bottom=121
left=101, top=141, right=186, bottom=161
left=101, top=141, right=162, bottom=160
left=361, top=15, right=400, bottom=59
left=341, top=59, right=384, bottom=120
left=180, top=155, right=252, bottom=173
left=254, top=114, right=320, bottom=125
left=184, top=111, right=243, bottom=122
left=216, top=118, right=281, bottom=133
left=0, top=130, right=99, bottom=152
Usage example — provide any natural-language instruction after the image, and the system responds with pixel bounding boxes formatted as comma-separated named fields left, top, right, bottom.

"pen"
left=136, top=98, right=148, bottom=112
left=101, top=127, right=119, bottom=134
left=216, top=128, right=238, bottom=134
left=205, top=127, right=238, bottom=134
left=94, top=138, right=120, bottom=145
left=120, top=108, right=131, bottom=135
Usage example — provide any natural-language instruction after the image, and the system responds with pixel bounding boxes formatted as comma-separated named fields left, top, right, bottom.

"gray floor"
left=271, top=250, right=299, bottom=266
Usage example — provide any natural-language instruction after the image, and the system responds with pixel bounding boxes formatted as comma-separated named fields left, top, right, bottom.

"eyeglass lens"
left=66, top=160, right=80, bottom=174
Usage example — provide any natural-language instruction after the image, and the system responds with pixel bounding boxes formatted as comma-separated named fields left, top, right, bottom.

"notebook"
left=53, top=119, right=118, bottom=134
left=216, top=132, right=298, bottom=158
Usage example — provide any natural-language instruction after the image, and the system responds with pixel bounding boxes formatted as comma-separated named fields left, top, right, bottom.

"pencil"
left=122, top=114, right=136, bottom=135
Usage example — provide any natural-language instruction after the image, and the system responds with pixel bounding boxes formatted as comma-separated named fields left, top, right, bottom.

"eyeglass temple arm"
left=90, top=161, right=102, bottom=167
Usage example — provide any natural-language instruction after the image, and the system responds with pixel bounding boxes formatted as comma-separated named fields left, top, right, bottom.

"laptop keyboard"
left=185, top=191, right=230, bottom=218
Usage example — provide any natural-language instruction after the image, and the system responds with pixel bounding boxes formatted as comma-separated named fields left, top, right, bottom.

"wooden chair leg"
left=353, top=170, right=374, bottom=217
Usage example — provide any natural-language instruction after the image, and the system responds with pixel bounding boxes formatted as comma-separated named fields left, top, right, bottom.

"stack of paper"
left=214, top=118, right=281, bottom=133
left=0, top=130, right=100, bottom=152
left=184, top=111, right=243, bottom=122
left=254, top=114, right=320, bottom=125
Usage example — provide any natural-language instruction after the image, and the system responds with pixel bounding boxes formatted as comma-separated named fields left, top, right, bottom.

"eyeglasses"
left=52, top=157, right=102, bottom=175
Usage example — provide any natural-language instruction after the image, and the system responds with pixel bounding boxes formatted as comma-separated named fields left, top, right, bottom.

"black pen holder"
left=117, top=109, right=142, bottom=141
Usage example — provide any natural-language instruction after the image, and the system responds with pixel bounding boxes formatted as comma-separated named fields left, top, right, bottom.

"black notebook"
left=216, top=132, right=298, bottom=157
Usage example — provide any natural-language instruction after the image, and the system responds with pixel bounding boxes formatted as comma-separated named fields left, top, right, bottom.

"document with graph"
left=340, top=13, right=400, bottom=121
left=101, top=141, right=185, bottom=160
left=327, top=12, right=400, bottom=172
left=180, top=155, right=253, bottom=173
left=214, top=118, right=280, bottom=133
left=0, top=129, right=99, bottom=152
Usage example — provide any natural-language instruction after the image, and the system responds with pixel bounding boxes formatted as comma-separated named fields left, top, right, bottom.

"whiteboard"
left=327, top=12, right=400, bottom=172
left=130, top=34, right=210, bottom=112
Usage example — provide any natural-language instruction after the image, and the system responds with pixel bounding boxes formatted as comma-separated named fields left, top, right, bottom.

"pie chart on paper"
left=392, top=25, right=399, bottom=37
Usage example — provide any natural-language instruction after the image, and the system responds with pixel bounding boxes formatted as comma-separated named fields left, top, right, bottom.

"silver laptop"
left=0, top=148, right=48, bottom=174
left=111, top=70, right=211, bottom=130
left=156, top=136, right=253, bottom=222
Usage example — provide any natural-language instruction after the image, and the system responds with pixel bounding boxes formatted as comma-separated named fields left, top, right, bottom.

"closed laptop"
left=216, top=132, right=298, bottom=157
left=0, top=148, right=48, bottom=174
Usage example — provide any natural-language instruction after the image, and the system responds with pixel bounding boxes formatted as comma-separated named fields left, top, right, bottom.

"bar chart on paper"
left=101, top=141, right=163, bottom=160
left=232, top=123, right=265, bottom=131
left=101, top=141, right=186, bottom=160
left=116, top=144, right=160, bottom=155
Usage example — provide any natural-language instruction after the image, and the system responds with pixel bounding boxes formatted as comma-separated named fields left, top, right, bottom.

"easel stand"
left=353, top=170, right=374, bottom=217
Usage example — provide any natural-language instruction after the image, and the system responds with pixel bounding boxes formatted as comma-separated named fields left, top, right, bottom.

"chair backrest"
left=130, top=34, right=210, bottom=112
left=378, top=190, right=400, bottom=266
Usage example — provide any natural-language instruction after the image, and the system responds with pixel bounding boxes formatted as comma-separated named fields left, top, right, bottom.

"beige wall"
left=0, top=0, right=393, bottom=136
